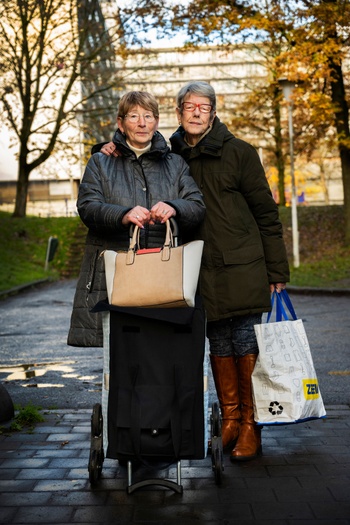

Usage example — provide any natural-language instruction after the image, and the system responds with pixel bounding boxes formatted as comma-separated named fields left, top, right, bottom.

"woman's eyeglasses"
left=181, top=102, right=213, bottom=113
left=124, top=113, right=156, bottom=123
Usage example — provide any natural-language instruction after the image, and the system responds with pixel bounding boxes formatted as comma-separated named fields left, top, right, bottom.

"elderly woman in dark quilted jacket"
left=67, top=91, right=205, bottom=348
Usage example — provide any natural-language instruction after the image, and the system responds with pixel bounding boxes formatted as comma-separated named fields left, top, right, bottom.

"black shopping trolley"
left=88, top=222, right=223, bottom=492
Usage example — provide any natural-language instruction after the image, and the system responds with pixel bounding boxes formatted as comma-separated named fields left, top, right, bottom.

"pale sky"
left=0, top=129, right=18, bottom=180
left=115, top=0, right=190, bottom=48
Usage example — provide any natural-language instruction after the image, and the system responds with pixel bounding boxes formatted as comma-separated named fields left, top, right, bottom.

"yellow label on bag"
left=303, top=379, right=320, bottom=399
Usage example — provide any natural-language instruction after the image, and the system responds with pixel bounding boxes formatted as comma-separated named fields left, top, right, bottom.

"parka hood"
left=170, top=116, right=234, bottom=160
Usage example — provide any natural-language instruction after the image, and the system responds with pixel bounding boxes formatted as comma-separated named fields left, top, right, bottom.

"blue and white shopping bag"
left=252, top=290, right=326, bottom=425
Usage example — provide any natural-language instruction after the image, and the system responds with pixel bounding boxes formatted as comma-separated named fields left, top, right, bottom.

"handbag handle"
left=267, top=289, right=298, bottom=323
left=128, top=217, right=179, bottom=242
left=126, top=219, right=175, bottom=265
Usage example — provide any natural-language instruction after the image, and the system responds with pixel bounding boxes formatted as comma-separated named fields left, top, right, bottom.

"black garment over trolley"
left=106, top=298, right=206, bottom=463
left=88, top=296, right=226, bottom=493
left=107, top=302, right=206, bottom=461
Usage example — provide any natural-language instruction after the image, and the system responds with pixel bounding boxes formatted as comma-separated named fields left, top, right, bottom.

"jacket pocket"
left=221, top=244, right=264, bottom=266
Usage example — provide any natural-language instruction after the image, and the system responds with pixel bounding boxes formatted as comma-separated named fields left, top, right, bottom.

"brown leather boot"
left=210, top=355, right=241, bottom=449
left=230, top=354, right=262, bottom=461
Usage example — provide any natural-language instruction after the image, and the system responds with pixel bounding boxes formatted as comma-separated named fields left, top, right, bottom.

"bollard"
left=45, top=236, right=59, bottom=271
left=0, top=383, right=15, bottom=422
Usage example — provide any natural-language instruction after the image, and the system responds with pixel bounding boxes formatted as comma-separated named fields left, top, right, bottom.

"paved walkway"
left=1, top=405, right=349, bottom=524
left=1, top=281, right=350, bottom=523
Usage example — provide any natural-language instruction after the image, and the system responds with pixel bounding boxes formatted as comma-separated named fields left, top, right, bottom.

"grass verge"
left=279, top=205, right=350, bottom=288
left=1, top=206, right=350, bottom=291
left=0, top=211, right=83, bottom=293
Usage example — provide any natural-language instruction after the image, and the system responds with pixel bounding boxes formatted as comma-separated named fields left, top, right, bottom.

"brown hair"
left=117, top=91, right=159, bottom=118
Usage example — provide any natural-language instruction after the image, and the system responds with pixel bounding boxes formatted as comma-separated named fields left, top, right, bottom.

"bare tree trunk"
left=329, top=58, right=350, bottom=244
left=339, top=147, right=350, bottom=244
left=276, top=145, right=286, bottom=206
left=13, top=162, right=30, bottom=218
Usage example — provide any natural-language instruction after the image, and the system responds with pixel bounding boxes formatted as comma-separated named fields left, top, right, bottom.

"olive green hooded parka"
left=170, top=117, right=290, bottom=322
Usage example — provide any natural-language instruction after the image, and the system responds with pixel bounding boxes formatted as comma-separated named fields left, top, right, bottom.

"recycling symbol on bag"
left=269, top=401, right=284, bottom=415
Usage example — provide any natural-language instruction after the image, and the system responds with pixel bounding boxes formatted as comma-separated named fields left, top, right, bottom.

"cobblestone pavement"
left=0, top=406, right=349, bottom=524
left=0, top=281, right=350, bottom=524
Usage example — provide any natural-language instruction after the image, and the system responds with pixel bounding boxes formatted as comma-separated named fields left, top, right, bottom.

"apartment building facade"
left=0, top=21, right=344, bottom=215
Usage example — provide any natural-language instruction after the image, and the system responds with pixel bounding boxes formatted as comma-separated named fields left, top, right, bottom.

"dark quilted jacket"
left=67, top=130, right=205, bottom=347
left=170, top=117, right=290, bottom=322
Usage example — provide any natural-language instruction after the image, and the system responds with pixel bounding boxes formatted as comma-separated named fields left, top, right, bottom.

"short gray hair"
left=176, top=81, right=216, bottom=113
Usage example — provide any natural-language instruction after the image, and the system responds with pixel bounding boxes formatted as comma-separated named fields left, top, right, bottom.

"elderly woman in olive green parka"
left=170, top=81, right=289, bottom=463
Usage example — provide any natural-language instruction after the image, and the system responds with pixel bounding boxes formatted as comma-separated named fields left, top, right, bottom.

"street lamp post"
left=278, top=78, right=300, bottom=268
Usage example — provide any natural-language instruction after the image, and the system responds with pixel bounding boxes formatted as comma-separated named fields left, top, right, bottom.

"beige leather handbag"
left=103, top=220, right=204, bottom=308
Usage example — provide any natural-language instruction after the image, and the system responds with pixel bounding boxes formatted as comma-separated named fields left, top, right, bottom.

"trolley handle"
left=128, top=217, right=179, bottom=246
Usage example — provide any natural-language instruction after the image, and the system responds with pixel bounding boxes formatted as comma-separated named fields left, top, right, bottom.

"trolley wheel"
left=91, top=403, right=103, bottom=437
left=211, top=402, right=221, bottom=438
left=88, top=449, right=103, bottom=485
left=213, top=446, right=223, bottom=486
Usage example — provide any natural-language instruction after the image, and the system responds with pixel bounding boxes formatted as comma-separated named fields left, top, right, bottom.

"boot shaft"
left=236, top=354, right=258, bottom=422
left=210, top=354, right=241, bottom=448
left=231, top=353, right=262, bottom=461
left=210, top=355, right=240, bottom=417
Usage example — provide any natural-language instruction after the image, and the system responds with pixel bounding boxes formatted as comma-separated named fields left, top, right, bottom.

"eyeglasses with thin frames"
left=181, top=102, right=213, bottom=113
left=123, top=113, right=156, bottom=123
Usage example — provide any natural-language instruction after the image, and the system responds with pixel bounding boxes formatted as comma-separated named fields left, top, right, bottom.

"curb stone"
left=1, top=280, right=350, bottom=300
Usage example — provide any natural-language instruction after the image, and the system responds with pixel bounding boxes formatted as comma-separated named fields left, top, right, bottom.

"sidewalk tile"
left=33, top=479, right=88, bottom=492
left=0, top=492, right=52, bottom=507
left=16, top=468, right=68, bottom=480
left=251, top=501, right=314, bottom=519
left=0, top=407, right=349, bottom=524
left=0, top=479, right=36, bottom=492
left=72, top=505, right=133, bottom=523
left=11, top=505, right=74, bottom=524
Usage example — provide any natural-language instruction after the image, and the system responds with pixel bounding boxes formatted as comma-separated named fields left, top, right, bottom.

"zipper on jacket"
left=86, top=249, right=99, bottom=300
left=139, top=160, right=150, bottom=248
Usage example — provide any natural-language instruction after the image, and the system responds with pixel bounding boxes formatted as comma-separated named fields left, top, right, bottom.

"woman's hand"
left=270, top=283, right=286, bottom=294
left=122, top=202, right=176, bottom=228
left=150, top=202, right=176, bottom=224
left=101, top=142, right=118, bottom=157
left=121, top=206, right=150, bottom=228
